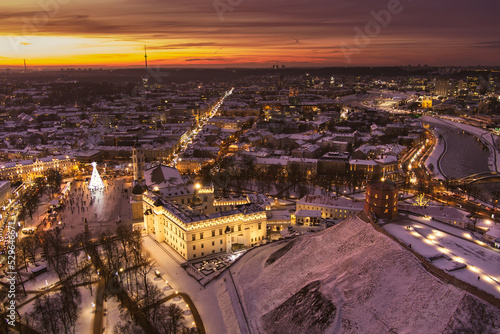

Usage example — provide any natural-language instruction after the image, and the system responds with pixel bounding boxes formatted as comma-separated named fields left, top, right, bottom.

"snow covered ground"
left=406, top=213, right=476, bottom=238
left=103, top=295, right=121, bottom=333
left=74, top=286, right=96, bottom=334
left=17, top=285, right=96, bottom=334
left=227, top=216, right=500, bottom=334
left=425, top=127, right=447, bottom=179
left=142, top=235, right=228, bottom=334
left=49, top=178, right=134, bottom=241
left=384, top=218, right=500, bottom=298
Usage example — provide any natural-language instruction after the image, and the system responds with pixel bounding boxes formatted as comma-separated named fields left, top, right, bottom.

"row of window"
left=299, top=205, right=352, bottom=213
left=165, top=220, right=185, bottom=239
left=191, top=236, right=264, bottom=259
left=193, top=239, right=225, bottom=250
left=191, top=223, right=262, bottom=241
left=164, top=229, right=186, bottom=257
left=165, top=229, right=186, bottom=248
left=367, top=200, right=397, bottom=207
left=192, top=248, right=224, bottom=258
left=371, top=193, right=397, bottom=199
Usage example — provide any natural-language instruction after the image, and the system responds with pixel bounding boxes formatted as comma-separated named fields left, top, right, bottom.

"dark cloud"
left=148, top=42, right=218, bottom=50
left=471, top=41, right=500, bottom=49
left=1, top=0, right=499, bottom=65
left=185, top=58, right=223, bottom=62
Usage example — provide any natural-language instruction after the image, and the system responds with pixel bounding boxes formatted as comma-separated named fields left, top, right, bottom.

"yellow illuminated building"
left=143, top=176, right=268, bottom=260
left=0, top=155, right=76, bottom=182
left=421, top=99, right=432, bottom=109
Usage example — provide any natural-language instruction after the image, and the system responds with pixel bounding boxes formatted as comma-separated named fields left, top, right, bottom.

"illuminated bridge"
left=456, top=172, right=500, bottom=185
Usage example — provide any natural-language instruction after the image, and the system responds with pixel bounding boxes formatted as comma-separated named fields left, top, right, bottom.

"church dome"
left=132, top=183, right=147, bottom=195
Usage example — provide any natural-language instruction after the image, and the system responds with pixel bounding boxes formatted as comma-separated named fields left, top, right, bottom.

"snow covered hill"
left=229, top=216, right=500, bottom=334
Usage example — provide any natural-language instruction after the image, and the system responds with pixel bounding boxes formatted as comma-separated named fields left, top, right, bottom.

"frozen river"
left=422, top=118, right=491, bottom=179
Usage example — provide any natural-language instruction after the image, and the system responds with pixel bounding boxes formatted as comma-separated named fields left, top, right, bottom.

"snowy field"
left=226, top=216, right=500, bottom=333
left=384, top=218, right=500, bottom=298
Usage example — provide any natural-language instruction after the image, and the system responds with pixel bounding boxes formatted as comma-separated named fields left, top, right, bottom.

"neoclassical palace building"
left=136, top=157, right=266, bottom=261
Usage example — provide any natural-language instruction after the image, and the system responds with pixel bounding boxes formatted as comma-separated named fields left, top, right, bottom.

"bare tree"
left=46, top=228, right=67, bottom=269
left=29, top=280, right=82, bottom=334
left=45, top=168, right=62, bottom=199
left=80, top=263, right=95, bottom=296
left=38, top=230, right=53, bottom=267
left=17, top=237, right=31, bottom=269
left=58, top=281, right=82, bottom=333
left=113, top=310, right=143, bottom=334
left=165, top=304, right=186, bottom=334
left=31, top=295, right=60, bottom=334
left=100, top=232, right=123, bottom=280
left=182, top=327, right=198, bottom=334
left=53, top=253, right=71, bottom=281
left=22, top=235, right=40, bottom=266
left=139, top=280, right=163, bottom=324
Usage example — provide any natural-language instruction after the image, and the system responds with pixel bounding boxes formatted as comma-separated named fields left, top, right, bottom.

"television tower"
left=24, top=59, right=27, bottom=71
left=144, top=45, right=148, bottom=70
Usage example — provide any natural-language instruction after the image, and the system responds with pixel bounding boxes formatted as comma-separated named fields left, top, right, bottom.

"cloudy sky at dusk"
left=1, top=0, right=499, bottom=68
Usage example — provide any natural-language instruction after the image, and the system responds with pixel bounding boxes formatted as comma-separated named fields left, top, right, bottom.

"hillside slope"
left=231, top=216, right=500, bottom=334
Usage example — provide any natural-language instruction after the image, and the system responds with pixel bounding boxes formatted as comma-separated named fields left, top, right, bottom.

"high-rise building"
left=467, top=76, right=480, bottom=92
left=434, top=77, right=449, bottom=97
left=278, top=74, right=284, bottom=90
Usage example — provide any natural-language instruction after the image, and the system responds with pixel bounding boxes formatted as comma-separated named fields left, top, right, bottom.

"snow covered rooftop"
left=298, top=195, right=365, bottom=211
left=144, top=164, right=184, bottom=188
left=294, top=209, right=322, bottom=218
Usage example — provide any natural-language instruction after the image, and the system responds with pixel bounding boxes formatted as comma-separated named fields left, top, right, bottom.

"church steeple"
left=132, top=148, right=145, bottom=183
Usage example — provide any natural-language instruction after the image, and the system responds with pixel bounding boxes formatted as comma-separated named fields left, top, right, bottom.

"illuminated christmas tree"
left=413, top=193, right=429, bottom=207
left=89, top=162, right=105, bottom=190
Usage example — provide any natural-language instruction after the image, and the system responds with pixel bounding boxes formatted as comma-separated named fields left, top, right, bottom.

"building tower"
left=144, top=45, right=148, bottom=70
left=132, top=148, right=145, bottom=184
left=434, top=77, right=449, bottom=97
left=88, top=162, right=105, bottom=190
left=364, top=180, right=398, bottom=219
left=131, top=148, right=146, bottom=221
left=190, top=183, right=205, bottom=216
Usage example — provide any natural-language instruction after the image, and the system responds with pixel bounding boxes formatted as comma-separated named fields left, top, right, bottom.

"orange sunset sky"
left=1, top=0, right=499, bottom=68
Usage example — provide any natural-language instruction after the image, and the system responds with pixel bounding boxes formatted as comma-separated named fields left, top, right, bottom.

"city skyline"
left=1, top=0, right=500, bottom=68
